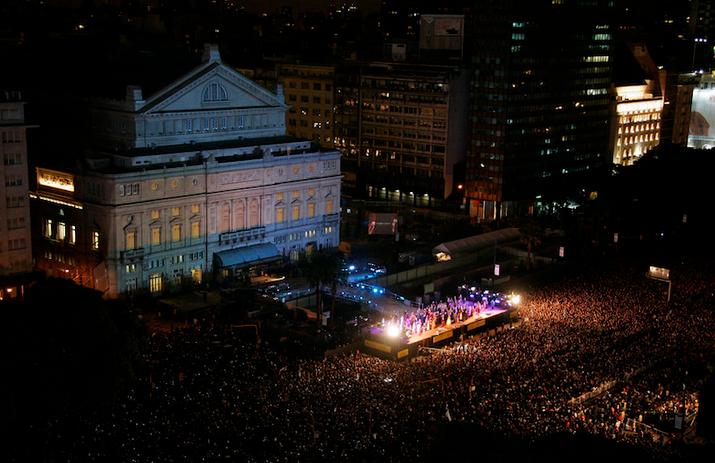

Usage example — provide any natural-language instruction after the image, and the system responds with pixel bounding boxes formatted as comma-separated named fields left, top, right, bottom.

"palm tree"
left=301, top=250, right=343, bottom=326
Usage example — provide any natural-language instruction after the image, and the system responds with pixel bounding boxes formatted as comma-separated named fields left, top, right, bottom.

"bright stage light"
left=510, top=294, right=522, bottom=306
left=386, top=324, right=401, bottom=338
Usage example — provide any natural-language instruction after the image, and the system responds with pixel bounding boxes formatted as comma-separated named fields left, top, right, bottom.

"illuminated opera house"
left=30, top=45, right=341, bottom=298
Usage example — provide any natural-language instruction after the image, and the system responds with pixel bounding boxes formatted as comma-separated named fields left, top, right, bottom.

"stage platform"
left=362, top=306, right=517, bottom=361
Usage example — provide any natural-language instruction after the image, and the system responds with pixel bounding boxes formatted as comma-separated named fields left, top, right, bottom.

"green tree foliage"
left=300, top=250, right=343, bottom=326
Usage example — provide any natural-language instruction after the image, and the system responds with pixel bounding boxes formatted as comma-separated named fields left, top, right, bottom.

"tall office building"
left=347, top=61, right=469, bottom=207
left=278, top=64, right=337, bottom=149
left=660, top=72, right=698, bottom=146
left=465, top=0, right=615, bottom=220
left=31, top=46, right=341, bottom=298
left=0, top=91, right=33, bottom=280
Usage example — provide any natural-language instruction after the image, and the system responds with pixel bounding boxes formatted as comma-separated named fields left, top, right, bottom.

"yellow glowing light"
left=510, top=294, right=522, bottom=306
left=386, top=324, right=401, bottom=338
left=37, top=169, right=75, bottom=192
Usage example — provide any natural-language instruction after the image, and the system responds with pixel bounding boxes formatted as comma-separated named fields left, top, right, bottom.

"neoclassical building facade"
left=31, top=46, right=341, bottom=298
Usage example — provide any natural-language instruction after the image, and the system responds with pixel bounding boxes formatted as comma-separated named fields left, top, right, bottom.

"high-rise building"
left=30, top=46, right=341, bottom=298
left=278, top=64, right=337, bottom=149
left=610, top=83, right=663, bottom=166
left=465, top=0, right=615, bottom=220
left=660, top=72, right=698, bottom=146
left=345, top=61, right=469, bottom=207
left=0, top=91, right=33, bottom=280
left=688, top=71, right=715, bottom=150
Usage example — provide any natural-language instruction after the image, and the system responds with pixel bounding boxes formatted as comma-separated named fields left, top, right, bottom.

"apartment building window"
left=70, top=225, right=76, bottom=245
left=125, top=264, right=137, bottom=273
left=125, top=229, right=136, bottom=250
left=171, top=206, right=181, bottom=217
left=292, top=204, right=300, bottom=221
left=151, top=209, right=160, bottom=220
left=4, top=175, right=22, bottom=187
left=8, top=238, right=26, bottom=250
left=58, top=222, right=67, bottom=241
left=125, top=279, right=137, bottom=293
left=191, top=221, right=200, bottom=239
left=92, top=231, right=100, bottom=250
left=3, top=152, right=22, bottom=165
left=6, top=196, right=24, bottom=208
left=276, top=207, right=285, bottom=224
left=307, top=188, right=316, bottom=198
left=7, top=217, right=25, bottom=230
left=191, top=203, right=200, bottom=215
left=45, top=219, right=53, bottom=238
left=325, top=199, right=334, bottom=215
left=149, top=273, right=163, bottom=293
left=275, top=192, right=285, bottom=203
left=151, top=227, right=161, bottom=245
left=171, top=224, right=182, bottom=242
left=119, top=183, right=140, bottom=196
left=307, top=203, right=316, bottom=218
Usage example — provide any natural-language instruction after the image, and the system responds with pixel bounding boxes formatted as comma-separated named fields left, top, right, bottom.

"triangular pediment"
left=139, top=62, right=287, bottom=114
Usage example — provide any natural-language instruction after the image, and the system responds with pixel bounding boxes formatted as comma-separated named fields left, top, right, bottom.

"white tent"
left=432, top=228, right=521, bottom=261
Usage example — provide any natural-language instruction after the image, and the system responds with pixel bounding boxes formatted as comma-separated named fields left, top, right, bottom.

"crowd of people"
left=27, top=260, right=715, bottom=462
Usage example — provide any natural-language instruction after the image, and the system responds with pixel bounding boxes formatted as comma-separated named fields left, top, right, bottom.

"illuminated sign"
left=37, top=168, right=74, bottom=192
left=648, top=266, right=670, bottom=280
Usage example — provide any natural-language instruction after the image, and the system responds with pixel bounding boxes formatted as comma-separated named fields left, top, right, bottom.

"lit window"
left=126, top=230, right=136, bottom=250
left=45, top=219, right=54, bottom=238
left=191, top=203, right=200, bottom=214
left=291, top=190, right=300, bottom=200
left=92, top=231, right=100, bottom=250
left=307, top=188, right=316, bottom=198
left=125, top=264, right=136, bottom=273
left=171, top=207, right=181, bottom=217
left=325, top=199, right=334, bottom=215
left=151, top=227, right=161, bottom=245
left=276, top=207, right=285, bottom=224
left=275, top=192, right=285, bottom=203
left=57, top=222, right=66, bottom=240
left=149, top=273, right=163, bottom=293
left=171, top=224, right=182, bottom=242
left=69, top=225, right=76, bottom=245
left=307, top=203, right=316, bottom=218
left=191, top=221, right=200, bottom=239
left=292, top=205, right=300, bottom=221
left=151, top=209, right=160, bottom=220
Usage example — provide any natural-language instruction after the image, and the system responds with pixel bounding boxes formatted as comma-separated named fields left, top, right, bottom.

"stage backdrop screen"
left=367, top=212, right=398, bottom=235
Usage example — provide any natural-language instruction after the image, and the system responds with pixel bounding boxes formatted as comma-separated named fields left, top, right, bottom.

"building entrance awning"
left=214, top=243, right=282, bottom=269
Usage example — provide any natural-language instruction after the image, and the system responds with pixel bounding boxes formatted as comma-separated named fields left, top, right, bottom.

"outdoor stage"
left=362, top=304, right=517, bottom=361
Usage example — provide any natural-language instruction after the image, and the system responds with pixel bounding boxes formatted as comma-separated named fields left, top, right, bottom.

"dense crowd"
left=28, top=261, right=715, bottom=461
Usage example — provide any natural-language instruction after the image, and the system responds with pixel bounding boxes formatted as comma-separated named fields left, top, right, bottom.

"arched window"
left=202, top=82, right=228, bottom=102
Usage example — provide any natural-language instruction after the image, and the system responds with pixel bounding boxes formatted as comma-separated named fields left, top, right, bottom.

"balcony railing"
left=219, top=226, right=266, bottom=246
left=121, top=247, right=145, bottom=262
